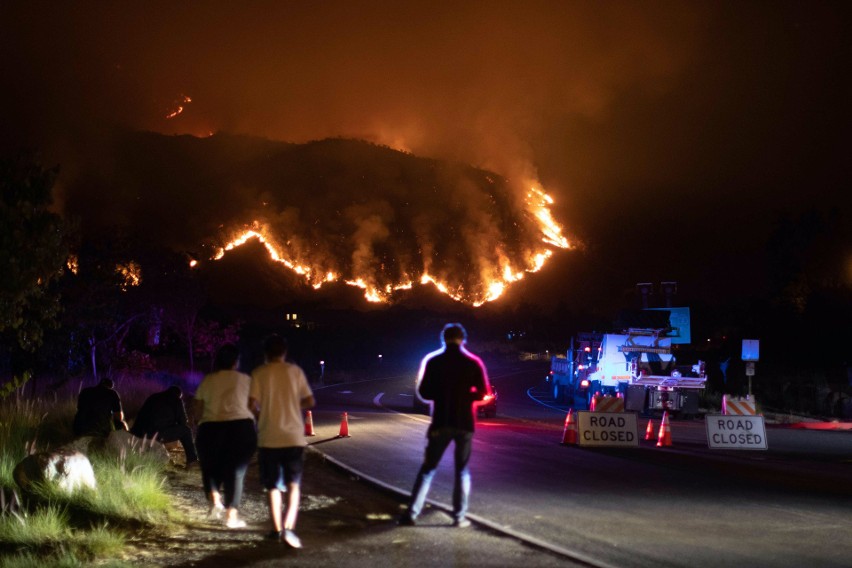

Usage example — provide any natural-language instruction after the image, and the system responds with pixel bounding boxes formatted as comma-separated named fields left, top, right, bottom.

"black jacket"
left=417, top=343, right=489, bottom=433
left=130, top=390, right=188, bottom=437
left=73, top=384, right=123, bottom=437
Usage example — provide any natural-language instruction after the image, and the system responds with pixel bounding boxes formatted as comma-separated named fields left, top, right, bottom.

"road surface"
left=307, top=362, right=852, bottom=568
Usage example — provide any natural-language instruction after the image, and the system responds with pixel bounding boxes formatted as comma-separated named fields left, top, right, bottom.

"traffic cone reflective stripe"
left=337, top=412, right=351, bottom=438
left=561, top=409, right=577, bottom=445
left=304, top=410, right=316, bottom=437
left=590, top=391, right=601, bottom=411
left=656, top=411, right=672, bottom=447
left=644, top=418, right=656, bottom=441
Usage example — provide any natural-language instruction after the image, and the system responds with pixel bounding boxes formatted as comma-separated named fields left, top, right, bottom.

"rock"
left=63, top=435, right=104, bottom=455
left=13, top=449, right=97, bottom=493
left=106, top=430, right=171, bottom=465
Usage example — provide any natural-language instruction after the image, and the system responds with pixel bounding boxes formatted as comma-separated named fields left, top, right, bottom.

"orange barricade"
left=722, top=395, right=757, bottom=416
left=592, top=395, right=625, bottom=413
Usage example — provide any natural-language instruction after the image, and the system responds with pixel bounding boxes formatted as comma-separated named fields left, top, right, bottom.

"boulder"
left=106, top=430, right=171, bottom=465
left=63, top=435, right=104, bottom=455
left=13, top=449, right=97, bottom=493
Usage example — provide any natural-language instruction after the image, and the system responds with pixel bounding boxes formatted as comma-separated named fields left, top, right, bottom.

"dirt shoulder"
left=122, top=448, right=572, bottom=568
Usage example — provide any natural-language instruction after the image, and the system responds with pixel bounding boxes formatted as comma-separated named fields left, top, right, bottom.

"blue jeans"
left=407, top=427, right=473, bottom=521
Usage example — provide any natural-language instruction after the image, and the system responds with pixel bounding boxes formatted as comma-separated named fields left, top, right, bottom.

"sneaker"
left=453, top=517, right=471, bottom=528
left=207, top=503, right=225, bottom=520
left=265, top=530, right=282, bottom=541
left=282, top=529, right=302, bottom=549
left=398, top=513, right=416, bottom=526
left=225, top=517, right=247, bottom=529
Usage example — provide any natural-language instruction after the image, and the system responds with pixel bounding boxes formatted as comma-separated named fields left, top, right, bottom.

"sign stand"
left=741, top=339, right=760, bottom=399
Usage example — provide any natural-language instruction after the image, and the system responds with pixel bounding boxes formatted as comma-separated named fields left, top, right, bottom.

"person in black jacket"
left=399, top=323, right=491, bottom=528
left=130, top=386, right=198, bottom=465
left=73, top=378, right=128, bottom=437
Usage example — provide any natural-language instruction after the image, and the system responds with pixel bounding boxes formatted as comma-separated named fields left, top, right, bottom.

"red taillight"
left=580, top=379, right=590, bottom=388
left=549, top=370, right=553, bottom=375
left=483, top=394, right=494, bottom=402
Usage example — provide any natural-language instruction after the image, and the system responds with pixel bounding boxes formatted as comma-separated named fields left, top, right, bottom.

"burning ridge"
left=69, top=132, right=570, bottom=306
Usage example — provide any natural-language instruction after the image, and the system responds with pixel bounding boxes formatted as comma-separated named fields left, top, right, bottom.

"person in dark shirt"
left=130, top=386, right=198, bottom=464
left=399, top=323, right=491, bottom=528
left=73, top=378, right=128, bottom=437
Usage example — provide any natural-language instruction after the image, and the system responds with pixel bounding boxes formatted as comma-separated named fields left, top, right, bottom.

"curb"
left=782, top=421, right=852, bottom=431
left=310, top=447, right=614, bottom=568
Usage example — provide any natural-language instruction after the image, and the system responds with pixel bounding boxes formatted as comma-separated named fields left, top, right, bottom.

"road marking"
left=373, top=391, right=431, bottom=424
left=526, top=387, right=569, bottom=412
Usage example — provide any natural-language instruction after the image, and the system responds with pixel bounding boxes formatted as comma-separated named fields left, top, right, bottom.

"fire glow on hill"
left=210, top=183, right=570, bottom=306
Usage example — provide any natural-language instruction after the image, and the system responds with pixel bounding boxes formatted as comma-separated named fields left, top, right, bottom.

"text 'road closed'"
left=705, top=415, right=768, bottom=450
left=577, top=411, right=639, bottom=447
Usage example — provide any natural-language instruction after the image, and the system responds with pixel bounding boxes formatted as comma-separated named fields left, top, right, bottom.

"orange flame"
left=116, top=261, right=142, bottom=291
left=210, top=187, right=569, bottom=306
left=166, top=95, right=192, bottom=119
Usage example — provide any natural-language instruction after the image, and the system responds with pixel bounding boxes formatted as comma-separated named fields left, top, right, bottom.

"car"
left=476, top=388, right=498, bottom=418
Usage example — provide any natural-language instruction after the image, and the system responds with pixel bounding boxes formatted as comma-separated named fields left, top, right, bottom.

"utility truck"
left=547, top=309, right=705, bottom=414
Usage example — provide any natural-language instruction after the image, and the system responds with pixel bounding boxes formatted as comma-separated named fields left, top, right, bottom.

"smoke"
left=1, top=1, right=708, bottom=198
left=7, top=2, right=843, bottom=307
left=57, top=130, right=558, bottom=304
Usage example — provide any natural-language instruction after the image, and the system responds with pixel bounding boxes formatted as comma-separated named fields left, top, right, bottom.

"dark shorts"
left=258, top=447, right=305, bottom=491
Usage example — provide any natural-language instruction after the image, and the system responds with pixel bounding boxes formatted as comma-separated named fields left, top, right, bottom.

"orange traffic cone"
left=590, top=391, right=601, bottom=411
left=561, top=409, right=577, bottom=445
left=644, top=418, right=656, bottom=441
left=337, top=412, right=351, bottom=438
left=304, top=410, right=316, bottom=437
left=656, top=411, right=672, bottom=447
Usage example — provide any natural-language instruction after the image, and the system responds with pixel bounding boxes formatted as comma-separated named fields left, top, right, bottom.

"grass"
left=75, top=450, right=172, bottom=521
left=0, top=503, right=68, bottom=545
left=0, top=391, right=174, bottom=566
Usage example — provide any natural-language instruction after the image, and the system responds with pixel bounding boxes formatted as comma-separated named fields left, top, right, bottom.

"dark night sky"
left=1, top=1, right=849, bottom=307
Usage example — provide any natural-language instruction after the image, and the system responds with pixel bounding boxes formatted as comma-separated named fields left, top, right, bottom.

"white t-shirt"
left=250, top=361, right=313, bottom=448
left=195, top=369, right=255, bottom=423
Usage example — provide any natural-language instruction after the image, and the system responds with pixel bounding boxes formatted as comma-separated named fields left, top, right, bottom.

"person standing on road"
left=400, top=322, right=491, bottom=528
left=193, top=344, right=258, bottom=529
left=130, top=385, right=198, bottom=467
left=249, top=334, right=315, bottom=549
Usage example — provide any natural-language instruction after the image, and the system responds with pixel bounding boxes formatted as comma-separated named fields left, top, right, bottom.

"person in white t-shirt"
left=249, top=334, right=315, bottom=549
left=193, top=344, right=257, bottom=529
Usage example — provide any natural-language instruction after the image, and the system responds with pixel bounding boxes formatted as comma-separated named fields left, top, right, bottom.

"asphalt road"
left=307, top=363, right=852, bottom=568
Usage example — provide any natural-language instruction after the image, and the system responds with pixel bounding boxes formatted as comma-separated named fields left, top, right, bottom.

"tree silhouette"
left=0, top=153, right=70, bottom=357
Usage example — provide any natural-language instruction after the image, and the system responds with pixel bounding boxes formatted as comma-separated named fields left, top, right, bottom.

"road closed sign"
left=577, top=411, right=639, bottom=447
left=706, top=415, right=768, bottom=450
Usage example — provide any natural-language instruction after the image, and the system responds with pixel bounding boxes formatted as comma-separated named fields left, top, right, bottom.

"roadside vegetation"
left=0, top=393, right=176, bottom=568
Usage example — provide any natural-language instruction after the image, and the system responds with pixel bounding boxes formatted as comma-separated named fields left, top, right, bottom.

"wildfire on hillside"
left=116, top=261, right=142, bottom=291
left=165, top=95, right=192, bottom=119
left=210, top=184, right=570, bottom=306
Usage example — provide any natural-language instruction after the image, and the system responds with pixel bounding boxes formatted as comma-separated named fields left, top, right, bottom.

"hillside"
left=64, top=130, right=566, bottom=308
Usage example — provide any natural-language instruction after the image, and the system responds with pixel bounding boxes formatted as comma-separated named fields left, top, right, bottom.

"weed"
left=0, top=391, right=175, bottom=565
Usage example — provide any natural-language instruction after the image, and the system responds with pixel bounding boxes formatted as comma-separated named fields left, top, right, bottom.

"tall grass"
left=0, top=392, right=173, bottom=565
left=65, top=449, right=173, bottom=522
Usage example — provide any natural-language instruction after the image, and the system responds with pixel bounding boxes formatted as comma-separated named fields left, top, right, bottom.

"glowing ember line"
left=166, top=95, right=192, bottom=119
left=212, top=182, right=570, bottom=306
